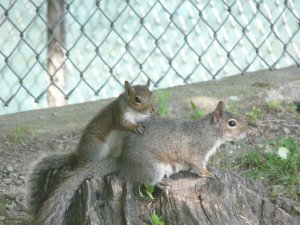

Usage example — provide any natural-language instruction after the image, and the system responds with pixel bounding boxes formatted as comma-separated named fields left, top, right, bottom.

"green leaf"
left=138, top=184, right=145, bottom=198
left=145, top=184, right=156, bottom=200
left=294, top=206, right=300, bottom=213
left=139, top=184, right=156, bottom=200
left=190, top=100, right=197, bottom=111
left=190, top=100, right=205, bottom=119
left=151, top=212, right=164, bottom=225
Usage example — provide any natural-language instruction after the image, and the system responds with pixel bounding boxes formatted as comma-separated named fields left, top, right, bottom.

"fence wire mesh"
left=1, top=0, right=300, bottom=115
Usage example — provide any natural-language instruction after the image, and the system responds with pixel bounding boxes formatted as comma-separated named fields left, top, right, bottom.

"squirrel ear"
left=211, top=101, right=224, bottom=124
left=216, top=101, right=225, bottom=110
left=146, top=78, right=150, bottom=89
left=124, top=81, right=134, bottom=97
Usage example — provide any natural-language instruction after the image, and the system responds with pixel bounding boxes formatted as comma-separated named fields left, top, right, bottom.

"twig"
left=259, top=119, right=286, bottom=123
left=283, top=124, right=300, bottom=128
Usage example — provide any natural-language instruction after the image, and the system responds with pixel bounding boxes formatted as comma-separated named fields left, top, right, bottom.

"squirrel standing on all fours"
left=37, top=101, right=248, bottom=225
left=27, top=79, right=155, bottom=219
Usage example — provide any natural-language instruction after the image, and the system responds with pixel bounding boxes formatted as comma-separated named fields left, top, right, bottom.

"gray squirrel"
left=27, top=79, right=155, bottom=218
left=33, top=101, right=248, bottom=225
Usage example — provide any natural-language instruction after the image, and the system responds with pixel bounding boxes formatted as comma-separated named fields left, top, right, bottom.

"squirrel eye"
left=135, top=96, right=142, bottom=103
left=228, top=119, right=237, bottom=128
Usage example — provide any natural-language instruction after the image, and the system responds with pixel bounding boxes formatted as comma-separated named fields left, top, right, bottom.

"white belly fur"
left=98, top=130, right=127, bottom=159
left=123, top=107, right=149, bottom=124
left=158, top=162, right=190, bottom=178
left=203, top=139, right=222, bottom=168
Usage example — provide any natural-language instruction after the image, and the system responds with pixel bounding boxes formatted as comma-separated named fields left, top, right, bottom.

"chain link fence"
left=1, top=0, right=300, bottom=115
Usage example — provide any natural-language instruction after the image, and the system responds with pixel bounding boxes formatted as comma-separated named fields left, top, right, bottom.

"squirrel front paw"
left=200, top=168, right=214, bottom=178
left=156, top=177, right=173, bottom=189
left=134, top=124, right=145, bottom=135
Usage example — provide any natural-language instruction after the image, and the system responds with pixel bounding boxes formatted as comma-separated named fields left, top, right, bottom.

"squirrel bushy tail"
left=27, top=153, right=78, bottom=216
left=36, top=159, right=117, bottom=225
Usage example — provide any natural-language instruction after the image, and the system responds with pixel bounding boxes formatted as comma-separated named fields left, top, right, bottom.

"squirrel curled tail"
left=37, top=159, right=117, bottom=225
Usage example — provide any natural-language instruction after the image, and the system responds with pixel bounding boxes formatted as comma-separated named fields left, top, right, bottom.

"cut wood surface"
left=61, top=170, right=298, bottom=225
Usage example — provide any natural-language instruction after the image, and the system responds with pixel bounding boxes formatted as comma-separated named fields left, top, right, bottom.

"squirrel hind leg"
left=189, top=162, right=215, bottom=178
left=148, top=164, right=171, bottom=186
left=122, top=162, right=165, bottom=186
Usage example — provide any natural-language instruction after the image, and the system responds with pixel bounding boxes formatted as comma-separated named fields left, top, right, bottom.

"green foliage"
left=145, top=184, right=155, bottom=200
left=228, top=100, right=239, bottom=113
left=287, top=102, right=298, bottom=113
left=266, top=101, right=298, bottom=114
left=156, top=90, right=172, bottom=117
left=15, top=125, right=33, bottom=143
left=139, top=184, right=156, bottom=200
left=0, top=197, right=5, bottom=216
left=190, top=100, right=205, bottom=119
left=151, top=212, right=165, bottom=225
left=246, top=106, right=262, bottom=125
left=266, top=100, right=281, bottom=110
left=241, top=137, right=300, bottom=187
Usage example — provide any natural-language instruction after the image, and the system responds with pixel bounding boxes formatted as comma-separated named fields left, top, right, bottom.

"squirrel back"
left=119, top=101, right=248, bottom=184
left=35, top=101, right=248, bottom=225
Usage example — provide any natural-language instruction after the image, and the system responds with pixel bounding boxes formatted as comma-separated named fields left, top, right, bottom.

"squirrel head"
left=124, top=78, right=155, bottom=115
left=211, top=101, right=248, bottom=142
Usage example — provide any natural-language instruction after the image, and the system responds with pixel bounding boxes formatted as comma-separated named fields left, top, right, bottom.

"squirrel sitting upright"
left=27, top=79, right=155, bottom=218
left=76, top=78, right=155, bottom=162
left=36, top=101, right=248, bottom=225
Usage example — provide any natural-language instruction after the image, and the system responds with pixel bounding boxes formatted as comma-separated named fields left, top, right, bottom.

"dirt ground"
left=0, top=66, right=299, bottom=224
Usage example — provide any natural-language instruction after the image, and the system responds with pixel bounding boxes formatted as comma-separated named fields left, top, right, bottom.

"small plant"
left=15, top=125, right=32, bottom=143
left=156, top=90, right=172, bottom=117
left=266, top=101, right=298, bottom=114
left=228, top=101, right=239, bottom=113
left=266, top=100, right=281, bottom=111
left=14, top=125, right=35, bottom=143
left=190, top=100, right=205, bottom=119
left=228, top=96, right=240, bottom=113
left=139, top=184, right=156, bottom=200
left=246, top=106, right=262, bottom=125
left=15, top=126, right=23, bottom=143
left=151, top=212, right=165, bottom=225
left=287, top=102, right=298, bottom=113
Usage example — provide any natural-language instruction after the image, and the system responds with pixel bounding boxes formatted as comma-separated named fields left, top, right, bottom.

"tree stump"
left=60, top=170, right=298, bottom=225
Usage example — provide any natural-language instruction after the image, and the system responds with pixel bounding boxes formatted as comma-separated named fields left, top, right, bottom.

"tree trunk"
left=61, top=170, right=298, bottom=225
left=47, top=0, right=66, bottom=107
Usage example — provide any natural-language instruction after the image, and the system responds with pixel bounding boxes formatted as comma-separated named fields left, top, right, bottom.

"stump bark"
left=60, top=170, right=298, bottom=225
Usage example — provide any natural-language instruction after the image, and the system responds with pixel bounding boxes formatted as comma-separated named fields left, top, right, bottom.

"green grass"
left=239, top=137, right=300, bottom=199
left=246, top=106, right=262, bottom=126
left=287, top=102, right=298, bottom=113
left=228, top=100, right=239, bottom=113
left=266, top=100, right=281, bottom=111
left=265, top=101, right=298, bottom=115
left=15, top=125, right=32, bottom=143
left=156, top=90, right=172, bottom=117
left=0, top=197, right=5, bottom=216
left=190, top=100, right=205, bottom=119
